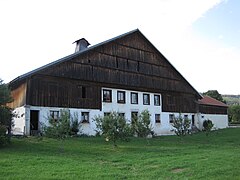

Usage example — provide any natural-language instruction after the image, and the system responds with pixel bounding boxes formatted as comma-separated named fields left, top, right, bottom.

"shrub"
left=70, top=116, right=81, bottom=136
left=131, top=109, right=152, bottom=138
left=0, top=125, right=9, bottom=147
left=93, top=112, right=132, bottom=147
left=228, top=105, right=240, bottom=123
left=44, top=109, right=80, bottom=139
left=203, top=119, right=214, bottom=136
left=172, top=114, right=191, bottom=137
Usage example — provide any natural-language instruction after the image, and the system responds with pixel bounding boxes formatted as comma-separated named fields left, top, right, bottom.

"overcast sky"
left=0, top=0, right=239, bottom=95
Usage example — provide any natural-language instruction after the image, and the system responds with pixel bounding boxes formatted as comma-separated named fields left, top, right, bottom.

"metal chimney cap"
left=73, top=38, right=90, bottom=46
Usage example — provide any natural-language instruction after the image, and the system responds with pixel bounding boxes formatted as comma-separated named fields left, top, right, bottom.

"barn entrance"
left=30, top=110, right=39, bottom=136
left=192, top=115, right=195, bottom=126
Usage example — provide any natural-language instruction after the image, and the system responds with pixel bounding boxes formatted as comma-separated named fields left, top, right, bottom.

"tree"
left=0, top=79, right=13, bottom=146
left=131, top=109, right=152, bottom=138
left=203, top=90, right=226, bottom=103
left=228, top=105, right=240, bottom=123
left=203, top=119, right=214, bottom=136
left=171, top=114, right=191, bottom=137
left=93, top=112, right=132, bottom=147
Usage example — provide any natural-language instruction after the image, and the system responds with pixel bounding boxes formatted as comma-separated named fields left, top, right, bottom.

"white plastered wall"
left=198, top=114, right=228, bottom=130
left=27, top=106, right=100, bottom=136
left=12, top=106, right=26, bottom=135
left=159, top=112, right=196, bottom=135
left=13, top=87, right=228, bottom=136
left=102, top=88, right=165, bottom=133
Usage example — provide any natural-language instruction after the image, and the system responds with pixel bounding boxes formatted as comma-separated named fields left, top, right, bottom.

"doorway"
left=192, top=115, right=195, bottom=126
left=30, top=110, right=39, bottom=136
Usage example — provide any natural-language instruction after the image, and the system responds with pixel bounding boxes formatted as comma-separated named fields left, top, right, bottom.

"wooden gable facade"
left=9, top=29, right=201, bottom=113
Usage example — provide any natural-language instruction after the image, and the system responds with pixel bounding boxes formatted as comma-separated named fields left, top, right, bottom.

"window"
left=143, top=94, right=150, bottom=105
left=192, top=115, right=195, bottom=125
left=154, top=95, right=160, bottom=106
left=131, top=111, right=138, bottom=125
left=50, top=111, right=59, bottom=121
left=103, top=89, right=112, bottom=102
left=131, top=92, right=138, bottom=104
left=131, top=111, right=138, bottom=123
left=169, top=114, right=174, bottom=124
left=82, top=86, right=86, bottom=98
left=104, top=112, right=110, bottom=117
left=155, top=114, right=161, bottom=123
left=184, top=115, right=188, bottom=121
left=118, top=113, right=125, bottom=118
left=81, top=112, right=89, bottom=123
left=117, top=91, right=126, bottom=103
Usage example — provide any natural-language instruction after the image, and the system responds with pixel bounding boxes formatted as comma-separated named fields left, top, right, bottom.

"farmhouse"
left=8, top=29, right=228, bottom=135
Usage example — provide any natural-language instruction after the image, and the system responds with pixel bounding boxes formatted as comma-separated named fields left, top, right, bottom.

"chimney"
left=73, top=38, right=90, bottom=52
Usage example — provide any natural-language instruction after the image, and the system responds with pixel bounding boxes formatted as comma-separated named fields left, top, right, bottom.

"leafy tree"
left=131, top=109, right=152, bottom=138
left=228, top=105, right=240, bottom=123
left=0, top=79, right=13, bottom=146
left=171, top=114, right=191, bottom=137
left=94, top=112, right=132, bottom=147
left=0, top=79, right=12, bottom=105
left=203, top=90, right=226, bottom=103
left=203, top=119, right=214, bottom=136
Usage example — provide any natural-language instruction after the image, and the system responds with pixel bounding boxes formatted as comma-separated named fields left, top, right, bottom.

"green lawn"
left=1, top=128, right=240, bottom=179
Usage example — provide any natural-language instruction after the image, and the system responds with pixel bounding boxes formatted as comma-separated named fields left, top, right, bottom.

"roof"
left=198, top=96, right=228, bottom=107
left=9, top=29, right=202, bottom=98
left=9, top=29, right=139, bottom=85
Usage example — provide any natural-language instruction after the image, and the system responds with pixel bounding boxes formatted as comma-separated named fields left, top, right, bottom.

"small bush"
left=131, top=109, right=152, bottom=138
left=70, top=113, right=81, bottom=136
left=93, top=112, right=132, bottom=147
left=43, top=109, right=81, bottom=139
left=172, top=114, right=191, bottom=137
left=203, top=119, right=214, bottom=136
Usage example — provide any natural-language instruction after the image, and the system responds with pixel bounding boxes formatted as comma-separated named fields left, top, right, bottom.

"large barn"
left=8, top=29, right=228, bottom=135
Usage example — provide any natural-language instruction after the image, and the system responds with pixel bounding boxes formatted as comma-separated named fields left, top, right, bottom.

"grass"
left=1, top=128, right=240, bottom=179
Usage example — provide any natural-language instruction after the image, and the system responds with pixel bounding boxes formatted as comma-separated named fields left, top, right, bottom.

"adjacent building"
left=8, top=29, right=228, bottom=135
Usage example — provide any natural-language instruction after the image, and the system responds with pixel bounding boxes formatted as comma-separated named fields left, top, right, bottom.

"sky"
left=0, top=0, right=239, bottom=95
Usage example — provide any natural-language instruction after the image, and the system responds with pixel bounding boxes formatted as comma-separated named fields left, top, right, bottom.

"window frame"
left=131, top=92, right=138, bottom=104
left=104, top=112, right=111, bottom=117
left=103, top=89, right=112, bottom=102
left=143, top=93, right=150, bottom=105
left=155, top=114, right=161, bottom=123
left=118, top=113, right=125, bottom=118
left=169, top=114, right=174, bottom=124
left=50, top=110, right=59, bottom=122
left=117, top=91, right=126, bottom=104
left=154, top=95, right=161, bottom=106
left=81, top=112, right=89, bottom=123
left=131, top=111, right=138, bottom=121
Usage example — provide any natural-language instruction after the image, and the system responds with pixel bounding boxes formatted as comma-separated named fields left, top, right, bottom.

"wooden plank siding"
left=199, top=105, right=228, bottom=115
left=9, top=30, right=200, bottom=112
left=27, top=75, right=101, bottom=109
left=8, top=82, right=27, bottom=109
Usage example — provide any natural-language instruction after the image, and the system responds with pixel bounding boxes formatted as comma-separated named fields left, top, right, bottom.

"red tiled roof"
left=198, top=96, right=228, bottom=107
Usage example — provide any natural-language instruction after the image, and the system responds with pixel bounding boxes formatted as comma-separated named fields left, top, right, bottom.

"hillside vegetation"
left=223, top=94, right=240, bottom=105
